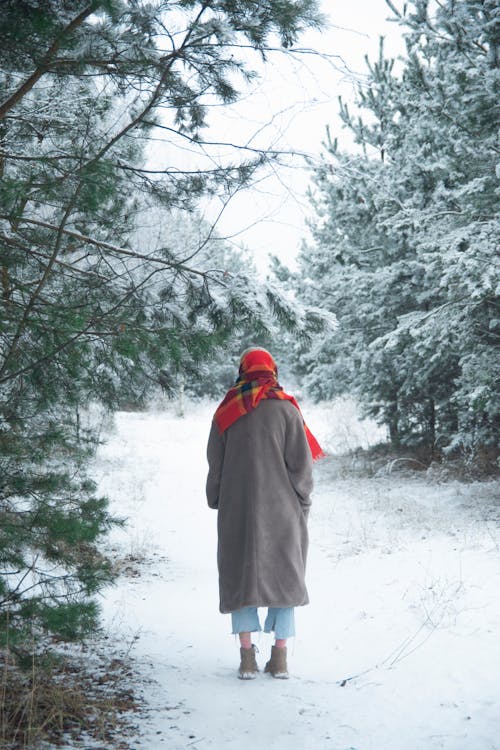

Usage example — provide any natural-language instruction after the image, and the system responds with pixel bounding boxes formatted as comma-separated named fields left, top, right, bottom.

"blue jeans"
left=231, top=607, right=295, bottom=639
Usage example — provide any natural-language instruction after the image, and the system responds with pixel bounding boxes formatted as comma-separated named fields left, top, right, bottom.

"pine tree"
left=0, top=0, right=327, bottom=650
left=293, top=0, right=499, bottom=457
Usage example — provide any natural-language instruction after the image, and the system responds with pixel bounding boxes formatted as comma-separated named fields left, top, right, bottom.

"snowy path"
left=96, top=402, right=500, bottom=750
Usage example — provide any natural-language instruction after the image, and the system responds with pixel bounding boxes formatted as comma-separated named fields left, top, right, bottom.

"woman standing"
left=206, top=347, right=324, bottom=679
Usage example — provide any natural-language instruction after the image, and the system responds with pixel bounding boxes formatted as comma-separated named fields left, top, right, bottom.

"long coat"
left=206, top=399, right=313, bottom=614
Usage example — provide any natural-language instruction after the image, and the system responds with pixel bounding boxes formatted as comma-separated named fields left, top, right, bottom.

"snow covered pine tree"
left=293, top=0, right=499, bottom=462
left=0, top=0, right=326, bottom=650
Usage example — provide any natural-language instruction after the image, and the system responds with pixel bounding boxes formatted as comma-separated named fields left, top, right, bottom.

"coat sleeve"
left=284, top=408, right=314, bottom=512
left=206, top=420, right=225, bottom=509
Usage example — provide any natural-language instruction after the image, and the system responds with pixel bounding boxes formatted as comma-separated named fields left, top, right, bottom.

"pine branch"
left=0, top=186, right=84, bottom=380
left=0, top=216, right=215, bottom=279
left=0, top=5, right=97, bottom=120
left=82, top=2, right=214, bottom=171
left=0, top=233, right=110, bottom=282
left=0, top=256, right=227, bottom=385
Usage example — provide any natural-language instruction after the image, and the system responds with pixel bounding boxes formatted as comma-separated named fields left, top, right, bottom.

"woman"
left=206, top=347, right=324, bottom=679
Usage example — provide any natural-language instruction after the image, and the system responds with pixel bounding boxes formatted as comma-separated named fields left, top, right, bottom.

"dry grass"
left=327, top=442, right=499, bottom=481
left=0, top=646, right=140, bottom=749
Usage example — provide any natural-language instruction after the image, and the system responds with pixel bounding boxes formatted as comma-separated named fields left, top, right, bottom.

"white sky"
left=198, top=0, right=407, bottom=271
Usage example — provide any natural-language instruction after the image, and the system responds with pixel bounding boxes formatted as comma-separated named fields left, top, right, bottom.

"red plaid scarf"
left=213, top=349, right=325, bottom=461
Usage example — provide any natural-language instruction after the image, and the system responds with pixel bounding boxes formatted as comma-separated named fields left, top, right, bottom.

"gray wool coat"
left=206, top=399, right=314, bottom=614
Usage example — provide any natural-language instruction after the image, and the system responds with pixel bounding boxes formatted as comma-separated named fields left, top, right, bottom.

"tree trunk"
left=428, top=397, right=436, bottom=456
left=388, top=401, right=400, bottom=449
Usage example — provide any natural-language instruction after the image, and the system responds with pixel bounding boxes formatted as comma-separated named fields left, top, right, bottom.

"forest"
left=0, top=0, right=498, bottom=747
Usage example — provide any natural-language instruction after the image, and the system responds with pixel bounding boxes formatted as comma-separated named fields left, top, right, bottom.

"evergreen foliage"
left=0, top=0, right=326, bottom=649
left=293, top=0, right=499, bottom=457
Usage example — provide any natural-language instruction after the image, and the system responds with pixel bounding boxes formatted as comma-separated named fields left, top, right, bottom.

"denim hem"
left=230, top=606, right=295, bottom=639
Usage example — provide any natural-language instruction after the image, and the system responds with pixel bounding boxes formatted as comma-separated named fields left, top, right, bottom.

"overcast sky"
left=199, top=0, right=407, bottom=271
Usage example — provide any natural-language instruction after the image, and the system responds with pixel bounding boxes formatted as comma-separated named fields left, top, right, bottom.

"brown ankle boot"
left=238, top=645, right=259, bottom=680
left=264, top=645, right=289, bottom=679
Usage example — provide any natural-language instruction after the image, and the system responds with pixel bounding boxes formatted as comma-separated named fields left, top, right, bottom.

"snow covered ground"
left=95, top=399, right=500, bottom=750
